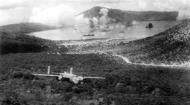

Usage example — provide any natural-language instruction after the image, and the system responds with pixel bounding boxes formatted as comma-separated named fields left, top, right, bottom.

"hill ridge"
left=82, top=6, right=178, bottom=26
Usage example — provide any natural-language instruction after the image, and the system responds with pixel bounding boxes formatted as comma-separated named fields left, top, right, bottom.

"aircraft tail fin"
left=70, top=67, right=73, bottom=74
left=47, top=66, right=50, bottom=74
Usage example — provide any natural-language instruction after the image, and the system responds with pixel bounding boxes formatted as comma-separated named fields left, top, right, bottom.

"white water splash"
left=114, top=54, right=190, bottom=69
left=114, top=55, right=131, bottom=63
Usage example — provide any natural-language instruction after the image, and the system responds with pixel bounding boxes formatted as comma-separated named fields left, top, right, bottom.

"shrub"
left=2, top=91, right=28, bottom=105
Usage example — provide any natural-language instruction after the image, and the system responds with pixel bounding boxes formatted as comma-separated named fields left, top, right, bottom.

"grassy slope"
left=0, top=53, right=190, bottom=105
left=67, top=20, right=190, bottom=64
left=0, top=23, right=66, bottom=54
left=0, top=53, right=122, bottom=76
left=118, top=19, right=190, bottom=64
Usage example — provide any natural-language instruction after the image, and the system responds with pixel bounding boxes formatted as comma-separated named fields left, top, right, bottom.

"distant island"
left=82, top=6, right=178, bottom=26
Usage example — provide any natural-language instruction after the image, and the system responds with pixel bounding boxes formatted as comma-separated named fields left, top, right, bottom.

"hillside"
left=0, top=21, right=190, bottom=104
left=0, top=22, right=55, bottom=34
left=118, top=19, right=190, bottom=64
left=82, top=6, right=178, bottom=26
left=65, top=19, right=190, bottom=64
left=0, top=53, right=190, bottom=105
left=0, top=23, right=66, bottom=54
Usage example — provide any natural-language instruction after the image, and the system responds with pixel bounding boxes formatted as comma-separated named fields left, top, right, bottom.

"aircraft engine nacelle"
left=58, top=75, right=62, bottom=80
left=70, top=76, right=84, bottom=84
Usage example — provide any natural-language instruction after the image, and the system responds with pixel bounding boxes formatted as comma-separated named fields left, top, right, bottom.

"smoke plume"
left=75, top=7, right=126, bottom=34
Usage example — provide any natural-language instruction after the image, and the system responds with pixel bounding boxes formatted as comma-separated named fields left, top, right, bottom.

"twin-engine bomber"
left=33, top=66, right=105, bottom=84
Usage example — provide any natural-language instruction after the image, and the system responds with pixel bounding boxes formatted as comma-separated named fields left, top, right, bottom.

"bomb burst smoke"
left=75, top=7, right=126, bottom=35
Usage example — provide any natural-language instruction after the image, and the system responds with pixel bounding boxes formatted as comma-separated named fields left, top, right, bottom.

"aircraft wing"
left=33, top=74, right=59, bottom=77
left=83, top=76, right=105, bottom=79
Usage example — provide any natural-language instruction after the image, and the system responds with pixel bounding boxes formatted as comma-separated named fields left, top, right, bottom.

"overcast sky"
left=0, top=0, right=189, bottom=26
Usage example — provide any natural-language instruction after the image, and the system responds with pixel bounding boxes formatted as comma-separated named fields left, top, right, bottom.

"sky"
left=0, top=0, right=189, bottom=26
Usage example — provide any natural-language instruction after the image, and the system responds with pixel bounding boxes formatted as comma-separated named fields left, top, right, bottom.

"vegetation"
left=0, top=52, right=190, bottom=105
left=0, top=23, right=67, bottom=54
left=117, top=19, right=190, bottom=64
left=0, top=15, right=190, bottom=105
left=66, top=19, right=190, bottom=64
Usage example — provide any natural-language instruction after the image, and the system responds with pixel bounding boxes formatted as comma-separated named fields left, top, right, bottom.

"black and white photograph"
left=0, top=0, right=190, bottom=105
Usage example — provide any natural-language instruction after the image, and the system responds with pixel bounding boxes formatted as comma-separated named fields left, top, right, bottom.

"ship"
left=83, top=34, right=95, bottom=37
